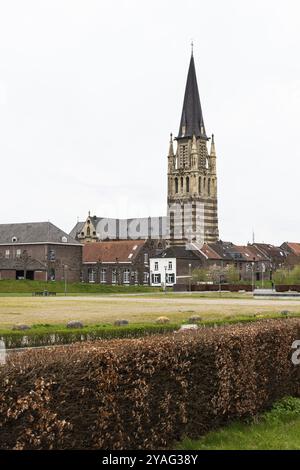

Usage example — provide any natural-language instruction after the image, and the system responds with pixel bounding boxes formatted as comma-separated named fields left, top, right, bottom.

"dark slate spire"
left=177, top=54, right=207, bottom=140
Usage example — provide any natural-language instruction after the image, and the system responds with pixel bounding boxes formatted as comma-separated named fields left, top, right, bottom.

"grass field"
left=177, top=397, right=300, bottom=450
left=1, top=291, right=300, bottom=328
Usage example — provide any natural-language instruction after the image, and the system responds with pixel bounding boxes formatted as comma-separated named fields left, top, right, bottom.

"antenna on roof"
left=252, top=230, right=255, bottom=244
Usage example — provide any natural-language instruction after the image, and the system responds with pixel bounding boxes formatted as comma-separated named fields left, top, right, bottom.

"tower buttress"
left=191, top=135, right=198, bottom=170
left=209, top=133, right=217, bottom=175
left=168, top=133, right=175, bottom=173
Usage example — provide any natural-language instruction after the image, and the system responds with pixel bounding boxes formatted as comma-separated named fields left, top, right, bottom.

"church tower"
left=167, top=52, right=219, bottom=245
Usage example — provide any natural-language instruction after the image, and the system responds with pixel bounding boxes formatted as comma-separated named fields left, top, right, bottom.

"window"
left=198, top=176, right=201, bottom=193
left=143, top=272, right=149, bottom=284
left=100, top=268, right=107, bottom=283
left=5, top=250, right=9, bottom=259
left=12, top=236, right=17, bottom=243
left=88, top=268, right=96, bottom=283
left=49, top=249, right=56, bottom=261
left=180, top=177, right=184, bottom=191
left=208, top=178, right=211, bottom=196
left=112, top=269, right=117, bottom=284
left=144, top=253, right=148, bottom=264
left=186, top=176, right=190, bottom=193
left=152, top=273, right=161, bottom=284
left=86, top=226, right=90, bottom=236
left=123, top=269, right=130, bottom=284
left=154, top=261, right=159, bottom=271
left=16, top=249, right=21, bottom=258
left=175, top=177, right=178, bottom=193
left=166, top=273, right=175, bottom=284
left=168, top=261, right=173, bottom=270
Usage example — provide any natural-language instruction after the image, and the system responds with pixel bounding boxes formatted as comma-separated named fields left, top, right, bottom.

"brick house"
left=280, top=242, right=300, bottom=268
left=253, top=243, right=287, bottom=272
left=0, top=222, right=82, bottom=282
left=82, top=239, right=165, bottom=285
left=199, top=241, right=272, bottom=282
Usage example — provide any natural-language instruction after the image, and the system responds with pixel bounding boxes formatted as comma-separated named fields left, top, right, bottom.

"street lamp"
left=188, top=263, right=192, bottom=293
left=63, top=264, right=68, bottom=296
left=164, top=265, right=167, bottom=293
left=251, top=260, right=255, bottom=292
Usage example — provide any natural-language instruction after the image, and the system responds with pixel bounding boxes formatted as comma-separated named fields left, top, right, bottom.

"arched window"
left=186, top=176, right=190, bottom=193
left=180, top=177, right=184, bottom=192
left=203, top=177, right=206, bottom=194
left=175, top=177, right=178, bottom=193
left=87, top=226, right=90, bottom=236
left=198, top=176, right=201, bottom=194
left=208, top=178, right=211, bottom=196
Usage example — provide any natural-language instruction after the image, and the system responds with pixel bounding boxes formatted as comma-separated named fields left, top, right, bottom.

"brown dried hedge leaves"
left=1, top=319, right=300, bottom=449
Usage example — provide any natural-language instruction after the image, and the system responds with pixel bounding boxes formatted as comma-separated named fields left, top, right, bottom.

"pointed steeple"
left=168, top=133, right=174, bottom=156
left=210, top=133, right=216, bottom=157
left=177, top=54, right=207, bottom=140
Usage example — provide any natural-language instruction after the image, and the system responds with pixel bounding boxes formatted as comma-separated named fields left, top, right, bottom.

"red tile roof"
left=199, top=244, right=223, bottom=260
left=83, top=240, right=145, bottom=263
left=234, top=245, right=268, bottom=261
left=284, top=243, right=300, bottom=256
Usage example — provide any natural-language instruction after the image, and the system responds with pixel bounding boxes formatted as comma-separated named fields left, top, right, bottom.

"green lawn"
left=177, top=397, right=300, bottom=450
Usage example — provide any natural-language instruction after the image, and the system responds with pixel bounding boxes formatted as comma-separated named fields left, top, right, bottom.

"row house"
left=81, top=239, right=165, bottom=285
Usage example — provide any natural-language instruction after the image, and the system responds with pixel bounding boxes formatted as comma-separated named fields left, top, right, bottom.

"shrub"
left=0, top=323, right=179, bottom=349
left=1, top=318, right=300, bottom=450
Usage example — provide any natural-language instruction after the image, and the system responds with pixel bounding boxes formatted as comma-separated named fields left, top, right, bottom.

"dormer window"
left=61, top=236, right=68, bottom=243
left=12, top=236, right=17, bottom=243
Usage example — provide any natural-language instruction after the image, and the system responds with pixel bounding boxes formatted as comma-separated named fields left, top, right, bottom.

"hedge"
left=276, top=285, right=300, bottom=293
left=1, top=318, right=300, bottom=449
left=0, top=323, right=179, bottom=349
left=174, top=283, right=253, bottom=292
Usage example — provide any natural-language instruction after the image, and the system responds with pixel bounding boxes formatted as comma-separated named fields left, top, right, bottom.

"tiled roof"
left=70, top=216, right=167, bottom=240
left=83, top=240, right=145, bottom=263
left=283, top=243, right=300, bottom=256
left=234, top=245, right=269, bottom=261
left=254, top=243, right=286, bottom=259
left=0, top=222, right=80, bottom=245
left=199, top=244, right=223, bottom=260
left=152, top=245, right=202, bottom=260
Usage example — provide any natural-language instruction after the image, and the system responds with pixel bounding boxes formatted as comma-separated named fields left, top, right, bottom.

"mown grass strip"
left=176, top=397, right=300, bottom=450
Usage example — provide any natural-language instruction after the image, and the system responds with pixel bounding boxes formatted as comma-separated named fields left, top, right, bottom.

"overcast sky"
left=0, top=0, right=299, bottom=245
